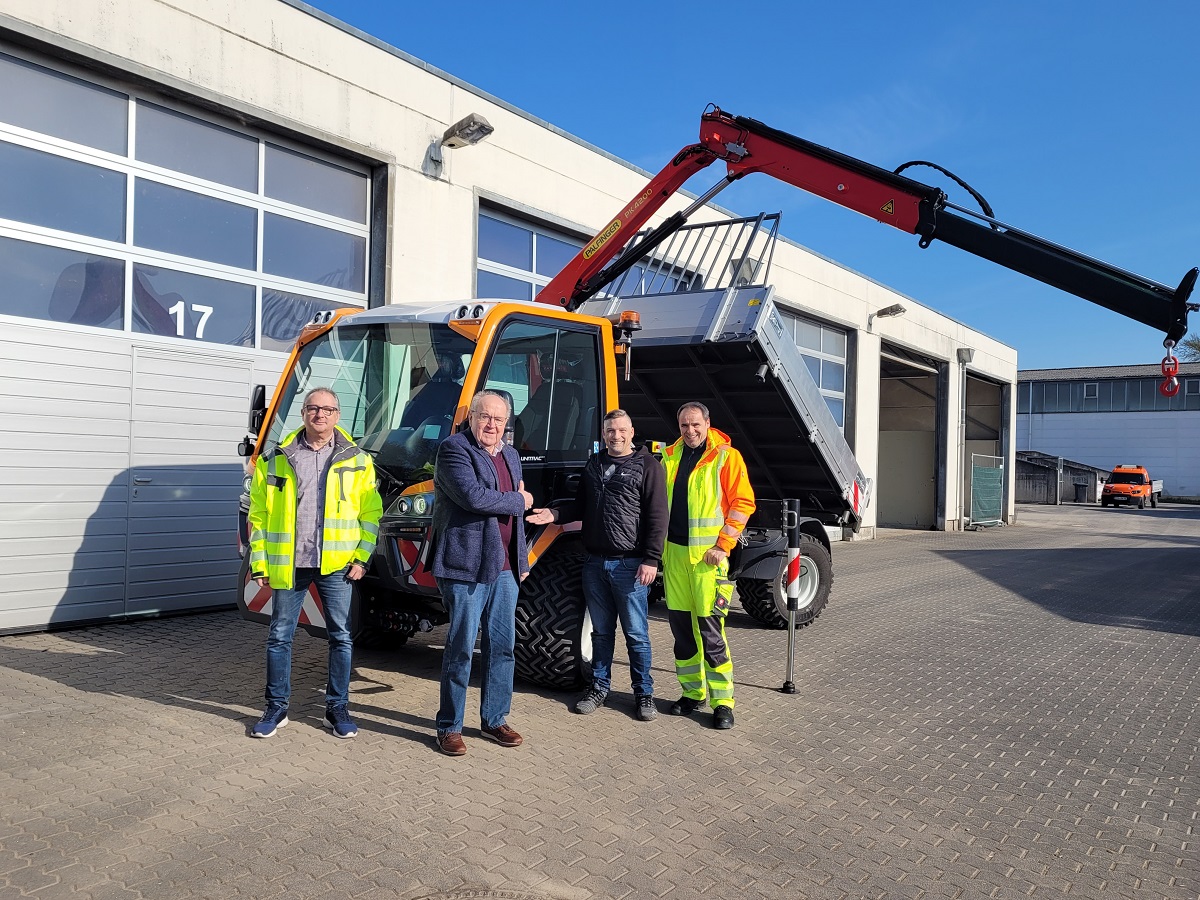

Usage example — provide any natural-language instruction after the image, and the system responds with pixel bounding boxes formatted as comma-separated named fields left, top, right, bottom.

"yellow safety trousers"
left=663, top=541, right=735, bottom=708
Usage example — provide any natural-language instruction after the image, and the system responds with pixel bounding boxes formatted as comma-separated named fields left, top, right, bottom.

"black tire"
left=1100, top=499, right=1109, bottom=508
left=647, top=573, right=665, bottom=605
left=1151, top=493, right=1159, bottom=508
left=737, top=533, right=832, bottom=630
left=515, top=539, right=592, bottom=689
left=350, top=586, right=412, bottom=651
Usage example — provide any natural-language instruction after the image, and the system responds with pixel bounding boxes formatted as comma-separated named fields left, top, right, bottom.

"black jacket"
left=557, top=445, right=667, bottom=567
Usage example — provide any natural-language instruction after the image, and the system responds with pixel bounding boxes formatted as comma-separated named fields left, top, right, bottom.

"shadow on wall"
left=20, top=464, right=245, bottom=633
left=935, top=546, right=1200, bottom=637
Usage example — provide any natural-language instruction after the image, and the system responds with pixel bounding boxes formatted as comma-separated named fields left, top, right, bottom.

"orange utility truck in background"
left=1101, top=465, right=1163, bottom=508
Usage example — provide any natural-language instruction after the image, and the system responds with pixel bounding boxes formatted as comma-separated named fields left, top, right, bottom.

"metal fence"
left=969, top=454, right=1004, bottom=527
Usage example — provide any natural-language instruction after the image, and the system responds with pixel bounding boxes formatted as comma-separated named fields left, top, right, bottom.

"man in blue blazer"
left=430, top=390, right=534, bottom=756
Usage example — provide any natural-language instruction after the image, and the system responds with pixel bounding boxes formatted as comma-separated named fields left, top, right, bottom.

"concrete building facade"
left=0, top=0, right=1017, bottom=632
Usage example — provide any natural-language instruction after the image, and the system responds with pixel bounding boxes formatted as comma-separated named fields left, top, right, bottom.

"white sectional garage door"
left=125, top=347, right=252, bottom=618
left=0, top=321, right=281, bottom=632
left=0, top=42, right=370, bottom=632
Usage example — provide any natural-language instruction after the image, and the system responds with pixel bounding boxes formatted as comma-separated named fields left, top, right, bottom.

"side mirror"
left=237, top=435, right=256, bottom=457
left=248, top=384, right=267, bottom=433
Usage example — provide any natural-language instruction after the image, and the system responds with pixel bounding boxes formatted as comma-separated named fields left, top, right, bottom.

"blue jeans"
left=436, top=572, right=519, bottom=735
left=266, top=567, right=353, bottom=709
left=581, top=555, right=653, bottom=696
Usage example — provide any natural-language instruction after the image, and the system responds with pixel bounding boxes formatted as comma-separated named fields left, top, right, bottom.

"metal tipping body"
left=583, top=269, right=870, bottom=530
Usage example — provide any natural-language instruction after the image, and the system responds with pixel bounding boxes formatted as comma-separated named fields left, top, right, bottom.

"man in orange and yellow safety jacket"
left=661, top=401, right=755, bottom=730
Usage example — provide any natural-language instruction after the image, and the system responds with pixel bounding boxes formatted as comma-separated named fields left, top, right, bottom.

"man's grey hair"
left=677, top=401, right=710, bottom=421
left=303, top=387, right=339, bottom=408
left=470, top=389, right=512, bottom=416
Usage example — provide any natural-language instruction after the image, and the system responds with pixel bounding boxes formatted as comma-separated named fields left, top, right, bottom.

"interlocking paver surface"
left=1, top=504, right=1196, bottom=899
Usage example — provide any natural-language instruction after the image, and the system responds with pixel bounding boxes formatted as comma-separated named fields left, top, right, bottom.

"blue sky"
left=301, top=1, right=1200, bottom=369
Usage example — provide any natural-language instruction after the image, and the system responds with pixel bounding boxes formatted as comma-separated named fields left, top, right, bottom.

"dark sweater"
left=667, top=441, right=705, bottom=545
left=557, top=445, right=667, bottom=567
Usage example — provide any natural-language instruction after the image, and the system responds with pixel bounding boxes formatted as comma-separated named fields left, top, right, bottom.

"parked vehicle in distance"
left=1101, top=465, right=1163, bottom=508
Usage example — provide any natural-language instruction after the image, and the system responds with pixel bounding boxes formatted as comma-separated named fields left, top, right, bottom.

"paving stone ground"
left=1, top=503, right=1197, bottom=899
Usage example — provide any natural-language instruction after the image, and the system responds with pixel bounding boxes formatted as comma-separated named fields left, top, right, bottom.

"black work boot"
left=712, top=705, right=735, bottom=730
left=668, top=696, right=701, bottom=716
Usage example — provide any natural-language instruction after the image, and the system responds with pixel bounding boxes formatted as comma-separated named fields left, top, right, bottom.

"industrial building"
left=0, top=0, right=1017, bottom=632
left=1017, top=363, right=1200, bottom=499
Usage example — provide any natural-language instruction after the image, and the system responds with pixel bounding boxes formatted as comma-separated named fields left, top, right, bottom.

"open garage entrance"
left=877, top=343, right=944, bottom=529
left=962, top=371, right=1006, bottom=526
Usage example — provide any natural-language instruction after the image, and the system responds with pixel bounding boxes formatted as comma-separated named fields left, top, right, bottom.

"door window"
left=480, top=319, right=602, bottom=462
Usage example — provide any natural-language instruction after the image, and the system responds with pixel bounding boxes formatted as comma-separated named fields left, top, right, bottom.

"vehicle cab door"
left=477, top=316, right=603, bottom=506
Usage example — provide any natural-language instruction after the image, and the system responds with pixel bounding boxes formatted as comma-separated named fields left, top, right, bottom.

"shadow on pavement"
left=0, top=611, right=459, bottom=741
left=936, top=546, right=1200, bottom=636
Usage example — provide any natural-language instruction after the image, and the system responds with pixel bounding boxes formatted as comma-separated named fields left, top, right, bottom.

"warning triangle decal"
left=881, top=200, right=895, bottom=215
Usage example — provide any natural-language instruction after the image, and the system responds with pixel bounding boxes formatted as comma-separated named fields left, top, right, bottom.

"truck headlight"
left=389, top=492, right=434, bottom=518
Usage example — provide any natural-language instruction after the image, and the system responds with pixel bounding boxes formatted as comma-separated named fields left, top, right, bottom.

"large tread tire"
left=1151, top=493, right=1159, bottom=508
left=515, top=539, right=592, bottom=689
left=737, top=533, right=832, bottom=630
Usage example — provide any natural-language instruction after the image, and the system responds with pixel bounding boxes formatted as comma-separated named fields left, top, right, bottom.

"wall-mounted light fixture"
left=422, top=112, right=495, bottom=178
left=867, top=302, right=907, bottom=331
left=956, top=347, right=975, bottom=365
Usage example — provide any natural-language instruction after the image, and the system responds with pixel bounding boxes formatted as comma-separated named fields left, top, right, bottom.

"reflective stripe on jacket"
left=662, top=427, right=756, bottom=565
left=247, top=425, right=383, bottom=590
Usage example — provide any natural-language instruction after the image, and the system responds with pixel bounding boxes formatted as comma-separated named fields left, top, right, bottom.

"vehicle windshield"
left=265, top=321, right=474, bottom=484
left=1109, top=471, right=1146, bottom=485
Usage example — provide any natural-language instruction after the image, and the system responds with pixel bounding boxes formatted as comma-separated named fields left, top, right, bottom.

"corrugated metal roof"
left=1016, top=450, right=1109, bottom=475
left=1018, top=362, right=1200, bottom=382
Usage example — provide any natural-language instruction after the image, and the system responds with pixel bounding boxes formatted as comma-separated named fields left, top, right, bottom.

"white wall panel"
left=0, top=320, right=262, bottom=632
left=1018, top=410, right=1200, bottom=496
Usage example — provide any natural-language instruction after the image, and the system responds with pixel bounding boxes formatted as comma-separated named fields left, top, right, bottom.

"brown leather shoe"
left=436, top=732, right=467, bottom=756
left=479, top=723, right=523, bottom=748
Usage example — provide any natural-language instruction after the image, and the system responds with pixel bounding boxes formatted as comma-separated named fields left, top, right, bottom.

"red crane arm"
left=535, top=106, right=1195, bottom=344
left=535, top=143, right=720, bottom=310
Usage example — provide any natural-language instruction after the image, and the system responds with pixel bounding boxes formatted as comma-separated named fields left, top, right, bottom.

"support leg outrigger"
left=780, top=498, right=801, bottom=695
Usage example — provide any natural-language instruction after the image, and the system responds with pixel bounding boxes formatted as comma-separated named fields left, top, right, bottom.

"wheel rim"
left=795, top=556, right=820, bottom=610
left=774, top=554, right=821, bottom=616
left=580, top=607, right=594, bottom=671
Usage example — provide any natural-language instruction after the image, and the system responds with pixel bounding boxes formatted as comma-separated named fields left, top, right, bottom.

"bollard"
left=780, top=498, right=801, bottom=694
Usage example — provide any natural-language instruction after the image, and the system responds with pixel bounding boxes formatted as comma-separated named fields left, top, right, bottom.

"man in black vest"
left=527, top=409, right=668, bottom=721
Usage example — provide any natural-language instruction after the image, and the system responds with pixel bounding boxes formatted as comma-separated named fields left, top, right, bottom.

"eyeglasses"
left=470, top=413, right=508, bottom=425
left=303, top=405, right=339, bottom=417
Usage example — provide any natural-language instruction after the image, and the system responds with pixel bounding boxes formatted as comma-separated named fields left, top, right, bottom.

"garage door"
left=126, top=346, right=249, bottom=617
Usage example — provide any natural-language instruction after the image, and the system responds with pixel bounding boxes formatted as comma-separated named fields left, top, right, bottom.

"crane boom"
left=536, top=106, right=1196, bottom=344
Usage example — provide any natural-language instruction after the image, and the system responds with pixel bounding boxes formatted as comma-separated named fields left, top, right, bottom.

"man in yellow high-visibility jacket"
left=661, top=401, right=755, bottom=730
left=247, top=387, right=382, bottom=740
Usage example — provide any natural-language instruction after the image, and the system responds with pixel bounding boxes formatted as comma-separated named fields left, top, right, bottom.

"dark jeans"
left=581, top=555, right=653, bottom=696
left=435, top=572, right=519, bottom=735
left=265, top=566, right=353, bottom=708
